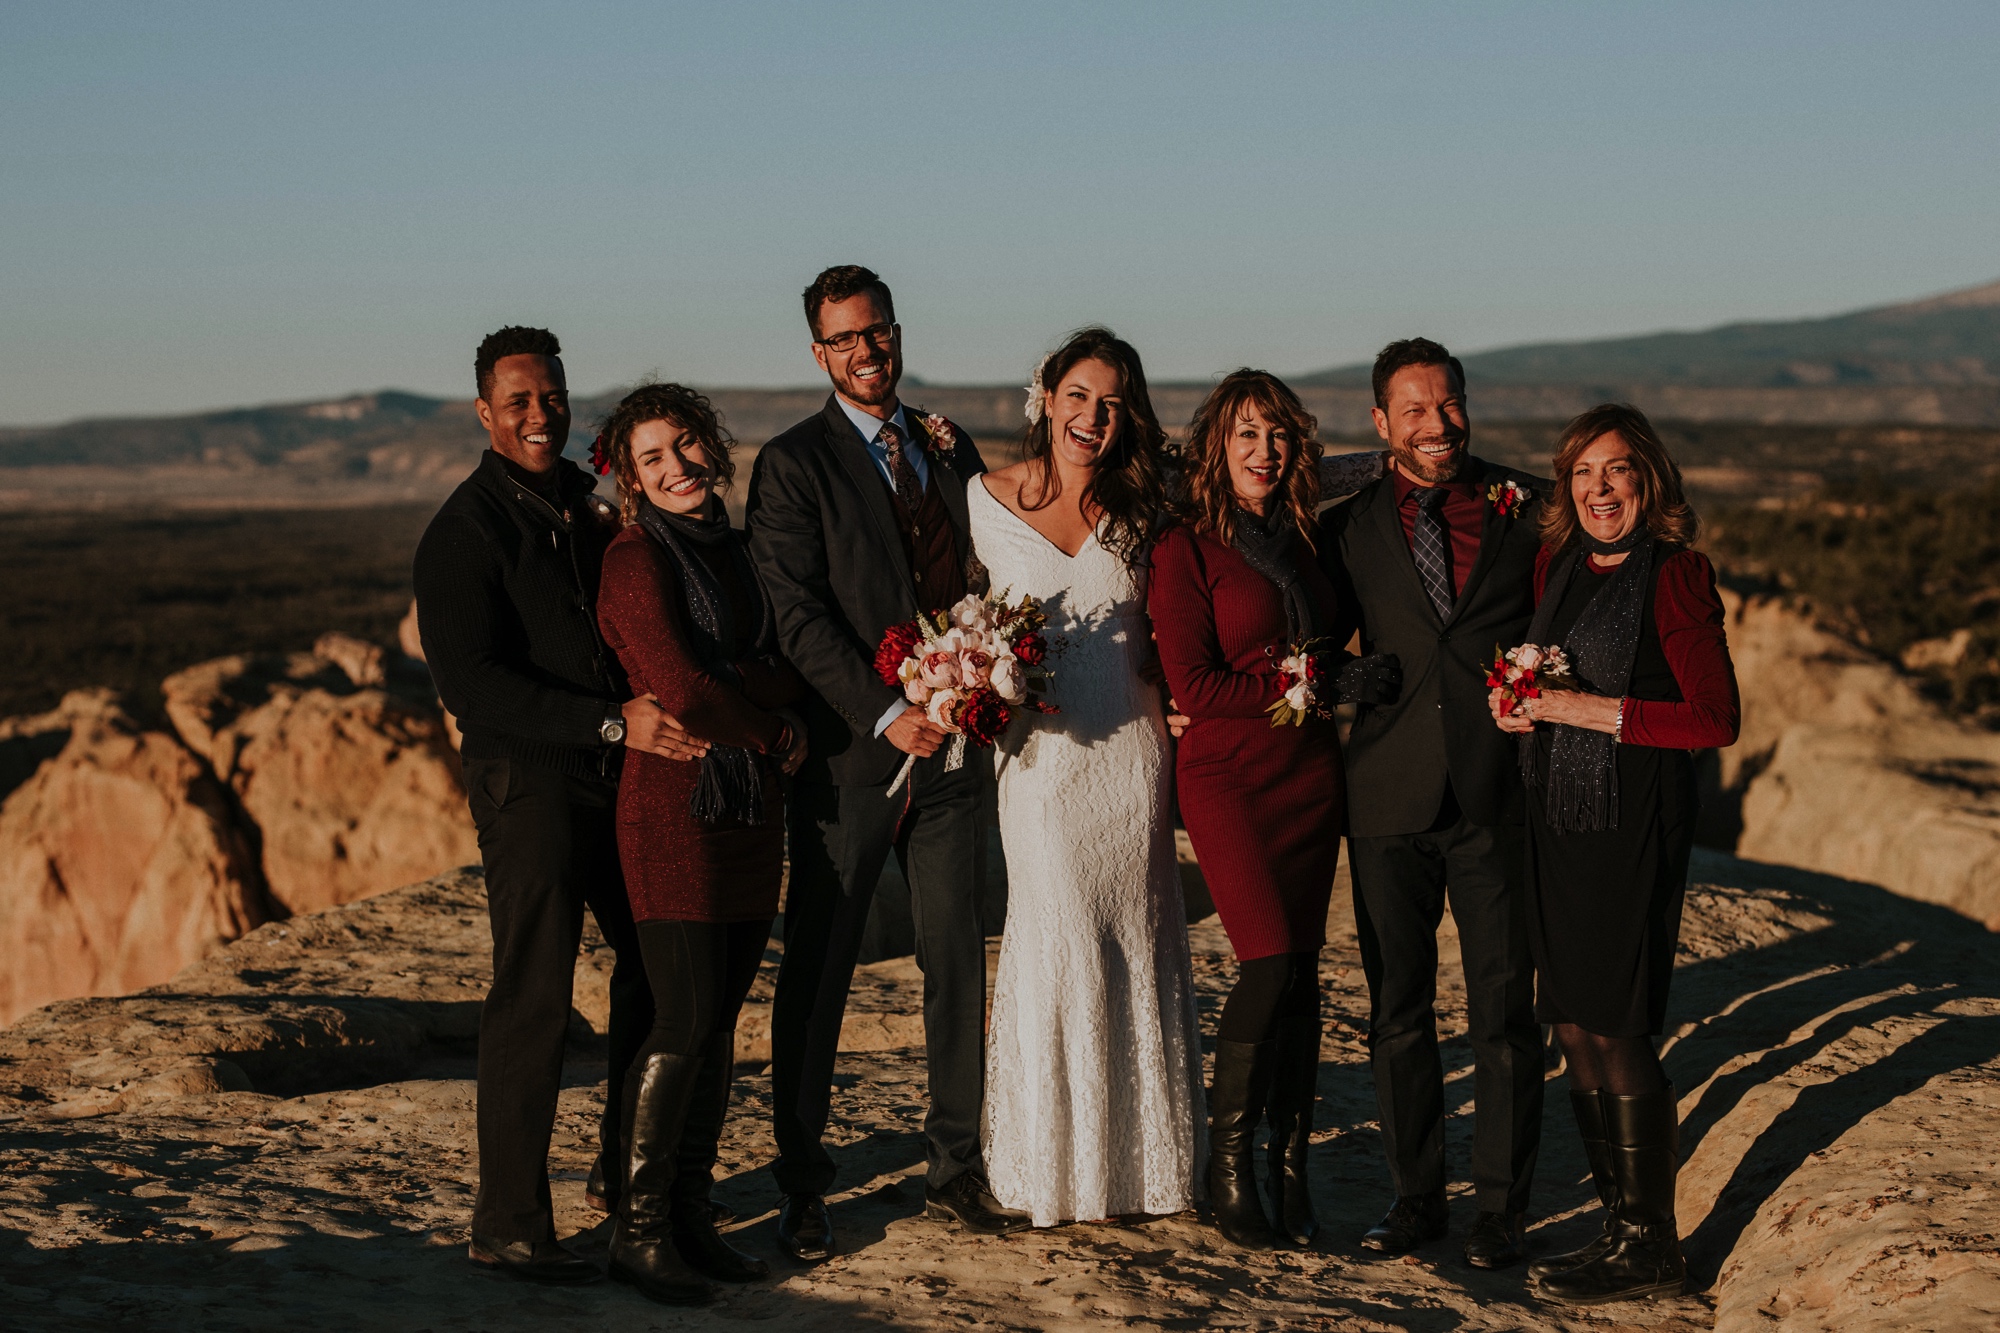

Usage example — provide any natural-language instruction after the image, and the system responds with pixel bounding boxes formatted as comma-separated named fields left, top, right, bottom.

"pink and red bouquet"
left=874, top=590, right=1056, bottom=788
left=1487, top=642, right=1573, bottom=717
left=1266, top=638, right=1336, bottom=728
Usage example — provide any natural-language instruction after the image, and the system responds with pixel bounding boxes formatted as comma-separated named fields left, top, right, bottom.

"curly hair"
left=1017, top=326, right=1170, bottom=568
left=1540, top=403, right=1698, bottom=551
left=594, top=383, right=736, bottom=525
left=803, top=265, right=895, bottom=337
left=474, top=326, right=562, bottom=401
left=1178, top=370, right=1323, bottom=548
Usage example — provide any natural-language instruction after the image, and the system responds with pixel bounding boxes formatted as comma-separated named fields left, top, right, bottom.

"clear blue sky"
left=3, top=1, right=1996, bottom=424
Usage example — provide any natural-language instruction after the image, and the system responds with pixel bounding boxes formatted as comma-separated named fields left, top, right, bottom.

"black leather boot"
left=608, top=1052, right=715, bottom=1307
left=1529, top=1088, right=1619, bottom=1282
left=1264, top=1018, right=1320, bottom=1247
left=1207, top=1039, right=1280, bottom=1250
left=669, top=1033, right=768, bottom=1283
left=586, top=1151, right=617, bottom=1214
left=1540, top=1085, right=1685, bottom=1305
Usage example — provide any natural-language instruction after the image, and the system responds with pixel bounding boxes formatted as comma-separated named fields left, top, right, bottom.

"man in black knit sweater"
left=414, top=326, right=693, bottom=1282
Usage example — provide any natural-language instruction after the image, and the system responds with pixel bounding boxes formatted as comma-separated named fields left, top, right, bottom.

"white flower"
left=990, top=654, right=1025, bottom=704
left=904, top=678, right=933, bottom=705
left=925, top=687, right=965, bottom=731
left=948, top=595, right=989, bottom=633
left=1024, top=384, right=1043, bottom=425
left=1284, top=680, right=1314, bottom=712
left=1542, top=646, right=1571, bottom=677
left=1510, top=644, right=1544, bottom=671
left=1279, top=652, right=1309, bottom=681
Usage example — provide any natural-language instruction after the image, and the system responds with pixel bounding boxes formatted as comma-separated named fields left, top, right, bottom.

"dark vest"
left=885, top=471, right=967, bottom=610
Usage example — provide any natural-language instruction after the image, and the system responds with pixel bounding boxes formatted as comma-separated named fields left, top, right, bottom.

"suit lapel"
left=1446, top=459, right=1507, bottom=626
left=1358, top=477, right=1443, bottom=627
left=819, top=396, right=914, bottom=586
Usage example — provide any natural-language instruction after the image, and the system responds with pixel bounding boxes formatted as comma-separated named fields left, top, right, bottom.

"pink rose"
left=958, top=647, right=993, bottom=689
left=918, top=651, right=961, bottom=690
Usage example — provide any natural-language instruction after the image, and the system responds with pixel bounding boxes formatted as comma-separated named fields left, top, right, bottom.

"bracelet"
left=773, top=721, right=794, bottom=755
left=1613, top=698, right=1625, bottom=744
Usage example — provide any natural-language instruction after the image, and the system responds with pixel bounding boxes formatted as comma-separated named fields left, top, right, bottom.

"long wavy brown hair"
left=595, top=382, right=736, bottom=525
left=1540, top=403, right=1698, bottom=551
left=1178, top=370, right=1323, bottom=547
left=1017, top=326, right=1169, bottom=567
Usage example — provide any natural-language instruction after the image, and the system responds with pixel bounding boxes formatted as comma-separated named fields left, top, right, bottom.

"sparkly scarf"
left=635, top=497, right=778, bottom=826
left=1519, top=534, right=1658, bottom=833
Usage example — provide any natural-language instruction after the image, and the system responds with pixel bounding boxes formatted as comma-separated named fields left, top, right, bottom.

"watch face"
left=603, top=719, right=626, bottom=744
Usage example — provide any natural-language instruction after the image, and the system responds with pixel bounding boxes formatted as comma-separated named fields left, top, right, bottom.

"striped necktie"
left=1412, top=486, right=1455, bottom=621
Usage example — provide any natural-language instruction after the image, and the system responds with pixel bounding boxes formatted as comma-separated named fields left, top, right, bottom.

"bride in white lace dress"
left=975, top=328, right=1205, bottom=1225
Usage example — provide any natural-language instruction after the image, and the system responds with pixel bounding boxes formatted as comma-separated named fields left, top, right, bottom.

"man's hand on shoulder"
left=623, top=694, right=708, bottom=761
left=884, top=705, right=947, bottom=758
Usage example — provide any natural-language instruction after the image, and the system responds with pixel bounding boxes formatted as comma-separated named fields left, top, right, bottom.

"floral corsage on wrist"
left=1487, top=479, right=1531, bottom=516
left=1487, top=642, right=1575, bottom=717
left=874, top=589, right=1056, bottom=792
left=1266, top=638, right=1336, bottom=728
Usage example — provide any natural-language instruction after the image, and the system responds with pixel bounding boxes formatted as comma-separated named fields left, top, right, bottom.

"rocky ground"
left=5, top=843, right=1997, bottom=1332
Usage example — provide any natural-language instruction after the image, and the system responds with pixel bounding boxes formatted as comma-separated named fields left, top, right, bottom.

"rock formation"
left=158, top=649, right=477, bottom=917
left=0, top=690, right=265, bottom=1026
left=1722, top=588, right=2000, bottom=927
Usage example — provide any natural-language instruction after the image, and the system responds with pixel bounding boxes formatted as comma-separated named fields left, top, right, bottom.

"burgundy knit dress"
left=596, top=524, right=805, bottom=924
left=1149, top=524, right=1346, bottom=961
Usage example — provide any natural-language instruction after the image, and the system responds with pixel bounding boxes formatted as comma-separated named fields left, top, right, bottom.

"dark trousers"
left=1348, top=810, right=1543, bottom=1214
left=464, top=756, right=653, bottom=1241
left=770, top=754, right=986, bottom=1194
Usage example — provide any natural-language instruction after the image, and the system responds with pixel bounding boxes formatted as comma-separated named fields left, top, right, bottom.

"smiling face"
left=1043, top=356, right=1125, bottom=470
left=810, top=290, right=901, bottom=413
left=1570, top=431, right=1643, bottom=544
left=1373, top=362, right=1469, bottom=484
left=630, top=417, right=714, bottom=517
left=1225, top=399, right=1294, bottom=516
left=476, top=353, right=570, bottom=473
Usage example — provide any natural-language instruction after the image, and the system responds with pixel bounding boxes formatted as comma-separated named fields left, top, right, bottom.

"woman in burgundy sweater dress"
left=1150, top=371, right=1394, bottom=1250
left=593, top=384, right=807, bottom=1307
left=1490, top=404, right=1738, bottom=1306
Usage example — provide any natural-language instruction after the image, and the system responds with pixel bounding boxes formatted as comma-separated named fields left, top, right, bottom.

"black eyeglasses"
left=815, top=322, right=897, bottom=353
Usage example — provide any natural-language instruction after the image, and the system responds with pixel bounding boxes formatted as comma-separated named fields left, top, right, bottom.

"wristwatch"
left=599, top=704, right=627, bottom=747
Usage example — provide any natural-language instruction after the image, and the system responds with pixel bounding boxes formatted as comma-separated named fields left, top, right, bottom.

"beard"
left=1391, top=434, right=1467, bottom=484
left=838, top=356, right=900, bottom=408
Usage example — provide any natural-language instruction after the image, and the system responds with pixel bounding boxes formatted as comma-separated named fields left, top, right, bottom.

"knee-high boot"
left=1207, top=1039, right=1280, bottom=1249
left=1540, top=1084, right=1684, bottom=1305
left=668, top=1031, right=768, bottom=1283
left=1264, top=1018, right=1320, bottom=1247
left=608, top=1052, right=714, bottom=1307
left=1529, top=1088, right=1620, bottom=1281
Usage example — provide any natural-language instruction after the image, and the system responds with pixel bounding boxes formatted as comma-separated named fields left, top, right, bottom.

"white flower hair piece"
left=1023, top=352, right=1057, bottom=425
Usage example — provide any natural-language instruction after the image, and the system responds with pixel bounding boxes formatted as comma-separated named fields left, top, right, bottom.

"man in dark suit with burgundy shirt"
left=1321, top=338, right=1548, bottom=1270
left=745, top=266, right=1028, bottom=1262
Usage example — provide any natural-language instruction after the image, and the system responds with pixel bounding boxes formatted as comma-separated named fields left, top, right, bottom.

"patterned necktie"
left=877, top=421, right=924, bottom=518
left=1412, top=486, right=1455, bottom=621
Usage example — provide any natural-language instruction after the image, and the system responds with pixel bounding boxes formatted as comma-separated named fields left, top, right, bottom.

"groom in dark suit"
left=1322, top=338, right=1547, bottom=1269
left=745, top=265, right=1027, bottom=1261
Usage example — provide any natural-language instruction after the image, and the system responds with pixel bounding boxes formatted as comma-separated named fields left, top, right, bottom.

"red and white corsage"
left=1487, top=479, right=1531, bottom=517
left=916, top=411, right=964, bottom=462
left=1266, top=638, right=1335, bottom=728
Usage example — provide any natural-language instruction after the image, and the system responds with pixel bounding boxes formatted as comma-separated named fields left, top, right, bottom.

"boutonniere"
left=1487, top=479, right=1531, bottom=517
left=916, top=411, right=964, bottom=461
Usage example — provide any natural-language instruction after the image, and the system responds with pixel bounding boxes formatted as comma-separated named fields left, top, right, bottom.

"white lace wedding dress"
left=971, top=478, right=1206, bottom=1226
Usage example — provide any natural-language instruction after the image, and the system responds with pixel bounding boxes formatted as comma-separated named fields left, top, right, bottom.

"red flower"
left=874, top=620, right=922, bottom=687
left=1013, top=631, right=1047, bottom=667
left=959, top=688, right=1011, bottom=745
left=589, top=429, right=612, bottom=476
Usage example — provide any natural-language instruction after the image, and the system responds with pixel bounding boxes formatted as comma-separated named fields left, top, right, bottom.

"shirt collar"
left=1392, top=464, right=1482, bottom=506
left=836, top=395, right=908, bottom=448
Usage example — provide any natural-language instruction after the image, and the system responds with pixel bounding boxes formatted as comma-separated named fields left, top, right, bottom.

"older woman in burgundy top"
left=593, top=384, right=808, bottom=1307
left=1150, top=370, right=1398, bottom=1251
left=1490, top=403, right=1739, bottom=1307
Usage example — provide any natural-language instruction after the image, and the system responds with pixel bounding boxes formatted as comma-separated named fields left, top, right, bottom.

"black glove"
left=1332, top=652, right=1402, bottom=706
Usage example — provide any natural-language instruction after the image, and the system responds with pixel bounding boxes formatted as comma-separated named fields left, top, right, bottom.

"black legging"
left=1218, top=951, right=1320, bottom=1045
left=631, top=918, right=770, bottom=1061
left=1551, top=1024, right=1665, bottom=1096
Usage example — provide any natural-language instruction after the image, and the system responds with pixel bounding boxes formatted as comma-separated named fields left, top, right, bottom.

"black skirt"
left=1526, top=741, right=1697, bottom=1037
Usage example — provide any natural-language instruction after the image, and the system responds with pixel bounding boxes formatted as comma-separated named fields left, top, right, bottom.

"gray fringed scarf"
left=1519, top=531, right=1657, bottom=833
left=635, top=497, right=780, bottom=826
left=1230, top=508, right=1321, bottom=643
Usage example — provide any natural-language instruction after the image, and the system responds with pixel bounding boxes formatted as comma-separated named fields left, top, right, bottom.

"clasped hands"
left=1487, top=687, right=1623, bottom=736
left=621, top=694, right=809, bottom=775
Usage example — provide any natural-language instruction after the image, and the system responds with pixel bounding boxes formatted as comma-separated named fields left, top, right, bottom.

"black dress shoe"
left=1359, top=1192, right=1449, bottom=1254
left=777, top=1193, right=834, bottom=1263
left=468, top=1234, right=601, bottom=1284
left=924, top=1172, right=1033, bottom=1236
left=1463, top=1210, right=1528, bottom=1269
left=586, top=1155, right=616, bottom=1214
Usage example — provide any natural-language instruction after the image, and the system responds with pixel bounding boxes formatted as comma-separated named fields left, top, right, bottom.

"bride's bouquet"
left=873, top=589, right=1057, bottom=793
left=1487, top=642, right=1574, bottom=717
